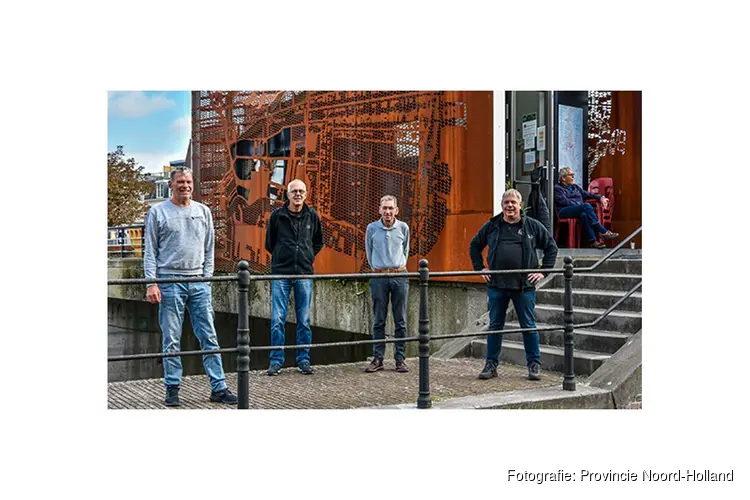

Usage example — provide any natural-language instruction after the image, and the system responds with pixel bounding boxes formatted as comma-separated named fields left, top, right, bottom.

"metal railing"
left=108, top=227, right=642, bottom=409
left=108, top=224, right=145, bottom=258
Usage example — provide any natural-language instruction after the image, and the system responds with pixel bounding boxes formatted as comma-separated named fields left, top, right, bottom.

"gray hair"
left=502, top=188, right=522, bottom=203
left=170, top=167, right=193, bottom=180
left=380, top=195, right=398, bottom=207
left=559, top=167, right=573, bottom=181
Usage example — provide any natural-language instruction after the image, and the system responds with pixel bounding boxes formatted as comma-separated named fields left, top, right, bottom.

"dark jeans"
left=486, top=288, right=540, bottom=367
left=558, top=204, right=607, bottom=243
left=370, top=275, right=408, bottom=360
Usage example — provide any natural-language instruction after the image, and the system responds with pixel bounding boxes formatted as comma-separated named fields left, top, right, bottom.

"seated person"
left=554, top=168, right=618, bottom=249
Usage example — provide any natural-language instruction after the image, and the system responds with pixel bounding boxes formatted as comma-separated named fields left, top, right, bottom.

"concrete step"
left=572, top=258, right=642, bottom=275
left=534, top=304, right=641, bottom=333
left=470, top=338, right=610, bottom=376
left=536, top=288, right=642, bottom=312
left=551, top=273, right=642, bottom=292
left=501, top=321, right=632, bottom=354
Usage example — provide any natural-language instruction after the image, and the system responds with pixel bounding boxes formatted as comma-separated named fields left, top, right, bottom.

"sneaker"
left=589, top=240, right=607, bottom=249
left=365, top=358, right=384, bottom=373
left=528, top=362, right=541, bottom=381
left=298, top=361, right=314, bottom=375
left=395, top=359, right=409, bottom=373
left=478, top=360, right=498, bottom=380
left=601, top=231, right=620, bottom=240
left=267, top=363, right=282, bottom=376
left=210, top=388, right=238, bottom=404
left=165, top=386, right=181, bottom=407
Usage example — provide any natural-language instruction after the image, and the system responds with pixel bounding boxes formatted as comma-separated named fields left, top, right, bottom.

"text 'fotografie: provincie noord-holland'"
left=507, top=469, right=734, bottom=483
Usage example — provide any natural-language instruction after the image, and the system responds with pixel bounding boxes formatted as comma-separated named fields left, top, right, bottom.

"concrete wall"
left=108, top=259, right=488, bottom=358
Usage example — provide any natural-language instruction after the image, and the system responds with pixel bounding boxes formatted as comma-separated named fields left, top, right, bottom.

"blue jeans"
left=370, top=275, right=408, bottom=360
left=158, top=274, right=227, bottom=392
left=486, top=288, right=540, bottom=367
left=558, top=204, right=607, bottom=243
left=269, top=279, right=313, bottom=366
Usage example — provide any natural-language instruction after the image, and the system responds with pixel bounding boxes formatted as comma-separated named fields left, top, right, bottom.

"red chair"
left=555, top=214, right=582, bottom=248
left=589, top=177, right=615, bottom=246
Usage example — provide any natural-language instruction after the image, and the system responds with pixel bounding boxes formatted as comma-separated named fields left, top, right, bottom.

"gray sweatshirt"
left=365, top=218, right=410, bottom=270
left=143, top=200, right=215, bottom=285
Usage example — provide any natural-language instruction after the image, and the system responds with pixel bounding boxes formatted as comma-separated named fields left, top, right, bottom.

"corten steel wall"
left=191, top=91, right=493, bottom=279
left=588, top=91, right=642, bottom=247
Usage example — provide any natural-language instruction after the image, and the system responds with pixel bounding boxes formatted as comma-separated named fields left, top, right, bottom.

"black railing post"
left=120, top=227, right=125, bottom=257
left=417, top=259, right=432, bottom=409
left=562, top=256, right=576, bottom=391
left=236, top=260, right=251, bottom=409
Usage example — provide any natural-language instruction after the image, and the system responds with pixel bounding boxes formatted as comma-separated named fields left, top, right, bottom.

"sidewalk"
left=107, top=357, right=564, bottom=409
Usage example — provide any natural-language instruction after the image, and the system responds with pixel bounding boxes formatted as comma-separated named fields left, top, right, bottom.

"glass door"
left=506, top=91, right=554, bottom=232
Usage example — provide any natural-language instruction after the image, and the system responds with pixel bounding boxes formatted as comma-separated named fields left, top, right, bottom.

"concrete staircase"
left=469, top=257, right=642, bottom=375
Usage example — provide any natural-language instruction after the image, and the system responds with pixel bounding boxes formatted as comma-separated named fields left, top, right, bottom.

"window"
left=268, top=128, right=291, bottom=157
left=395, top=121, right=419, bottom=158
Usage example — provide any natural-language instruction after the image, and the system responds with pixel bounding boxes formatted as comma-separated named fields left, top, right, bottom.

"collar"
left=377, top=218, right=400, bottom=230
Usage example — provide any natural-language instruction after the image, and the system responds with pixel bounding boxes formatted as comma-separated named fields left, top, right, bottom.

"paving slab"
left=107, top=357, right=565, bottom=409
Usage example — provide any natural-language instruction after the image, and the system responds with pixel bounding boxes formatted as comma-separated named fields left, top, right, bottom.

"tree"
left=108, top=146, right=153, bottom=226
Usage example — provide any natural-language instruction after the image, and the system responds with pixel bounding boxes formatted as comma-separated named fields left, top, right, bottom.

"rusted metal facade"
left=191, top=91, right=494, bottom=278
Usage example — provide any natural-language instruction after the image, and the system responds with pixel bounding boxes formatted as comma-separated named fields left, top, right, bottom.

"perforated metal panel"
left=192, top=91, right=493, bottom=276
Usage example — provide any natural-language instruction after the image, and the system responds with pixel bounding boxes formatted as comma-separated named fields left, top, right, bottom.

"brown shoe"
left=589, top=240, right=607, bottom=249
left=601, top=231, right=619, bottom=240
left=395, top=360, right=409, bottom=373
left=365, top=358, right=384, bottom=373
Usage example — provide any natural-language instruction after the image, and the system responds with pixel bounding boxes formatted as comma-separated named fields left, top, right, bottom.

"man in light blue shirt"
left=144, top=168, right=237, bottom=407
left=364, top=195, right=411, bottom=373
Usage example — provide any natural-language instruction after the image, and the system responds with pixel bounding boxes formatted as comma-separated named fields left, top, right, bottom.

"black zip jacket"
left=469, top=212, right=558, bottom=289
left=265, top=202, right=324, bottom=275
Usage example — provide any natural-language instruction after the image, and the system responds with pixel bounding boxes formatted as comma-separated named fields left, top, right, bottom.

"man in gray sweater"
left=143, top=168, right=237, bottom=407
left=364, top=195, right=411, bottom=373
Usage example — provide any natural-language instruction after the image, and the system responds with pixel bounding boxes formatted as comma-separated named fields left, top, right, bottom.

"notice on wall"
left=524, top=151, right=536, bottom=165
left=524, top=135, right=535, bottom=149
left=522, top=119, right=537, bottom=140
left=537, top=125, right=546, bottom=151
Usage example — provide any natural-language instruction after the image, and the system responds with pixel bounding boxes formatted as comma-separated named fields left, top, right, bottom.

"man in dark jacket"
left=554, top=167, right=618, bottom=249
left=469, top=189, right=558, bottom=381
left=264, top=179, right=324, bottom=376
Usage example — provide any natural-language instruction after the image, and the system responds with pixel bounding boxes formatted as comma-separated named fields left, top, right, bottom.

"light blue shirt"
left=365, top=218, right=410, bottom=270
left=143, top=200, right=215, bottom=286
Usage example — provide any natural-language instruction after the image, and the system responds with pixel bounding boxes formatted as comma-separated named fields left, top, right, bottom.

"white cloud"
left=170, top=115, right=191, bottom=132
left=108, top=91, right=176, bottom=118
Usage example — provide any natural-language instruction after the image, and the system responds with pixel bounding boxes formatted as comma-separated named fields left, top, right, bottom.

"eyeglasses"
left=289, top=189, right=306, bottom=194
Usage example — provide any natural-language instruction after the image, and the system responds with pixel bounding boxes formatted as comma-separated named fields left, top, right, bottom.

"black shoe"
left=165, top=386, right=181, bottom=407
left=528, top=362, right=541, bottom=381
left=478, top=360, right=498, bottom=380
left=210, top=388, right=238, bottom=404
left=298, top=361, right=314, bottom=375
left=267, top=363, right=282, bottom=376
left=395, top=359, right=409, bottom=373
left=365, top=358, right=384, bottom=373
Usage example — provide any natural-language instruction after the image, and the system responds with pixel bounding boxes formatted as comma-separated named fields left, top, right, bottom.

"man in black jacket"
left=264, top=179, right=324, bottom=376
left=469, top=189, right=558, bottom=381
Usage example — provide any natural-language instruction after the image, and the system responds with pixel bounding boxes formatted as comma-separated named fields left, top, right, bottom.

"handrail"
left=106, top=226, right=643, bottom=284
left=107, top=227, right=643, bottom=409
left=577, top=227, right=642, bottom=273
left=573, top=281, right=642, bottom=329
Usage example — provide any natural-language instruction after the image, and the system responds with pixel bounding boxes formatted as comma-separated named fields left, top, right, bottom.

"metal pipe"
left=108, top=347, right=238, bottom=362
left=417, top=259, right=432, bottom=409
left=236, top=260, right=251, bottom=409
left=563, top=256, right=576, bottom=391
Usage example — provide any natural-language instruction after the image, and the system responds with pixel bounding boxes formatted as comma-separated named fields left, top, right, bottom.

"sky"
left=107, top=91, right=191, bottom=174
